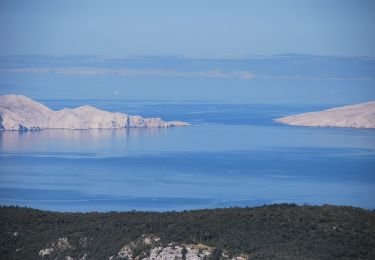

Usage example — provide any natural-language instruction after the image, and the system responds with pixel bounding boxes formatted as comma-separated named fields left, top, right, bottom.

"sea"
left=1, top=100, right=375, bottom=211
left=0, top=72, right=375, bottom=211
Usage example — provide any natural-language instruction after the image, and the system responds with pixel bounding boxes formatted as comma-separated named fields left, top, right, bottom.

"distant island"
left=275, top=101, right=375, bottom=129
left=0, top=95, right=189, bottom=131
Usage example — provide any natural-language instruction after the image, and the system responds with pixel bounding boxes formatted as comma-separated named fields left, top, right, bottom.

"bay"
left=0, top=101, right=374, bottom=211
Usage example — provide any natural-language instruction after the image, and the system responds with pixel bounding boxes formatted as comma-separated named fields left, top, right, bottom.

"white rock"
left=184, top=244, right=212, bottom=260
left=39, top=237, right=73, bottom=257
left=80, top=253, right=88, bottom=260
left=56, top=237, right=72, bottom=250
left=112, top=236, right=246, bottom=260
left=231, top=256, right=248, bottom=260
left=0, top=95, right=189, bottom=130
left=118, top=244, right=134, bottom=259
left=275, top=101, right=375, bottom=129
left=39, top=248, right=54, bottom=257
left=147, top=245, right=183, bottom=260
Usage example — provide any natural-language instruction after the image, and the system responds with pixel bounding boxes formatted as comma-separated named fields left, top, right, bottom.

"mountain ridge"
left=0, top=95, right=189, bottom=130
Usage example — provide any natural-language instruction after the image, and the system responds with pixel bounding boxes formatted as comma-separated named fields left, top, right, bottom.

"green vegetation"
left=1, top=204, right=374, bottom=259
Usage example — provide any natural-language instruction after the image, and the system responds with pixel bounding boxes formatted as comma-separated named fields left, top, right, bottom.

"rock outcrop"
left=39, top=235, right=248, bottom=260
left=109, top=235, right=247, bottom=260
left=275, top=101, right=375, bottom=129
left=0, top=95, right=189, bottom=130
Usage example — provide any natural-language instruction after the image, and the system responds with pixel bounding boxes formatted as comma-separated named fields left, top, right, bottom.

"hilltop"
left=1, top=204, right=374, bottom=259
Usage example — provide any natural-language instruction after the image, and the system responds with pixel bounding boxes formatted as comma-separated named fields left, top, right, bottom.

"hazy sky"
left=1, top=0, right=375, bottom=57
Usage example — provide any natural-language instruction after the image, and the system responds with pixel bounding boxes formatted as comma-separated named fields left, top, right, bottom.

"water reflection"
left=0, top=127, right=168, bottom=156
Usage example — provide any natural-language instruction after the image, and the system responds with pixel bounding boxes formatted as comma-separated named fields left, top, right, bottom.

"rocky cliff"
left=0, top=95, right=189, bottom=130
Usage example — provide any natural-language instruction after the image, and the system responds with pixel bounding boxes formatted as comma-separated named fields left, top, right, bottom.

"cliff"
left=0, top=95, right=189, bottom=130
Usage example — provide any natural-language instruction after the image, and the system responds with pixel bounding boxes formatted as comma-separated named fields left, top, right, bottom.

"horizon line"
left=0, top=53, right=374, bottom=60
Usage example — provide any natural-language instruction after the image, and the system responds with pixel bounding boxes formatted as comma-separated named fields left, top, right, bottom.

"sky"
left=0, top=0, right=375, bottom=57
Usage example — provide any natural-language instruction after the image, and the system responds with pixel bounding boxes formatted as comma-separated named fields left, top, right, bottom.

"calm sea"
left=1, top=101, right=374, bottom=211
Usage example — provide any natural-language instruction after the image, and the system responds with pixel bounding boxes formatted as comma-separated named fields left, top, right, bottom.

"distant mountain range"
left=0, top=54, right=374, bottom=80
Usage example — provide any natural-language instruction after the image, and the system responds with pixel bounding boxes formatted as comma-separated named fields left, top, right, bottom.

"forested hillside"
left=1, top=204, right=374, bottom=259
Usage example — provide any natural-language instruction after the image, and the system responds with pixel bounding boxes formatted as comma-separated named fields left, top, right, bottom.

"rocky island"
left=275, top=101, right=375, bottom=129
left=0, top=95, right=189, bottom=130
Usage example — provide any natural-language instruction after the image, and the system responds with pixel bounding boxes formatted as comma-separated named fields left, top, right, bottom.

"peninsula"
left=0, top=95, right=189, bottom=130
left=275, top=101, right=375, bottom=129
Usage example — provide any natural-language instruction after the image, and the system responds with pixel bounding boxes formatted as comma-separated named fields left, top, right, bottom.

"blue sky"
left=1, top=0, right=375, bottom=57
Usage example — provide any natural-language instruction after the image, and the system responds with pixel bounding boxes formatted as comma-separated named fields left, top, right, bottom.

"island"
left=0, top=95, right=189, bottom=131
left=275, top=101, right=375, bottom=129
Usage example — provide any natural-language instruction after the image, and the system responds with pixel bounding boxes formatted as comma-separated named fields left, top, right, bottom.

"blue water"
left=1, top=101, right=374, bottom=211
